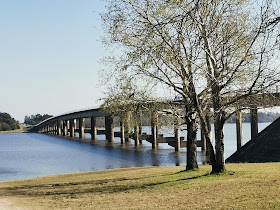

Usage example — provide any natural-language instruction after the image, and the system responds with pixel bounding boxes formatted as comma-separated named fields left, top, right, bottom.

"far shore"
left=0, top=163, right=279, bottom=209
left=0, top=125, right=29, bottom=133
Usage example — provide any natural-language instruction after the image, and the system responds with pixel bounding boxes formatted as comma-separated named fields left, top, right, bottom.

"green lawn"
left=0, top=163, right=279, bottom=209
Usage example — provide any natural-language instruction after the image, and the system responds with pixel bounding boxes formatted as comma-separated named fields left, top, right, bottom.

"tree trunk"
left=213, top=114, right=226, bottom=173
left=186, top=109, right=199, bottom=171
left=199, top=114, right=217, bottom=172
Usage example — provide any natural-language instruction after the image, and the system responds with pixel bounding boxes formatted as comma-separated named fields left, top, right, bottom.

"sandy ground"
left=0, top=197, right=26, bottom=210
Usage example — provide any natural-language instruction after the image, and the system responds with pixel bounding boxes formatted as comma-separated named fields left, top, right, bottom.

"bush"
left=1, top=122, right=12, bottom=131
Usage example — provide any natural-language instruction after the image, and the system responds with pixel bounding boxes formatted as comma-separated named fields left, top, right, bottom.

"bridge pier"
left=138, top=108, right=143, bottom=144
left=105, top=115, right=114, bottom=142
left=151, top=112, right=158, bottom=149
left=134, top=125, right=139, bottom=146
left=69, top=119, right=75, bottom=137
left=91, top=116, right=97, bottom=141
left=120, top=121, right=125, bottom=144
left=236, top=111, right=243, bottom=150
left=49, top=124, right=52, bottom=134
left=73, top=119, right=77, bottom=137
left=57, top=120, right=62, bottom=136
left=67, top=120, right=70, bottom=135
left=50, top=124, right=53, bottom=134
left=63, top=120, right=68, bottom=136
left=125, top=112, right=131, bottom=142
left=174, top=124, right=180, bottom=152
left=79, top=118, right=85, bottom=138
left=250, top=107, right=258, bottom=139
left=52, top=123, right=55, bottom=135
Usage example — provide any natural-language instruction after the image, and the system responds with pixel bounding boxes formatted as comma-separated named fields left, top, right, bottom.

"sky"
left=0, top=0, right=108, bottom=122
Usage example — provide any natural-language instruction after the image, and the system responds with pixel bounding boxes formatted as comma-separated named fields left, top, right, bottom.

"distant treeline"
left=24, top=114, right=53, bottom=126
left=226, top=112, right=280, bottom=123
left=0, top=112, right=20, bottom=131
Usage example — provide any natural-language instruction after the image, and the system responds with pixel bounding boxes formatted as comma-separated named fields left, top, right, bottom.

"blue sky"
left=0, top=0, right=108, bottom=122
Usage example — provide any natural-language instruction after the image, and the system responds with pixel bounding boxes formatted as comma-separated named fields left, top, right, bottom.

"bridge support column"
left=50, top=124, right=53, bottom=134
left=236, top=111, right=243, bottom=150
left=73, top=119, right=77, bottom=137
left=69, top=119, right=75, bottom=137
left=67, top=120, right=70, bottom=135
left=250, top=107, right=258, bottom=139
left=134, top=125, right=139, bottom=146
left=151, top=112, right=158, bottom=149
left=91, top=116, right=97, bottom=141
left=105, top=115, right=114, bottom=142
left=57, top=120, right=62, bottom=136
left=139, top=108, right=143, bottom=144
left=63, top=120, right=68, bottom=136
left=174, top=124, right=180, bottom=152
left=79, top=118, right=85, bottom=139
left=125, top=112, right=131, bottom=142
left=120, top=121, right=125, bottom=144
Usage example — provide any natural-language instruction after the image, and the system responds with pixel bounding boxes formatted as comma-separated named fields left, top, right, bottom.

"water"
left=0, top=123, right=270, bottom=181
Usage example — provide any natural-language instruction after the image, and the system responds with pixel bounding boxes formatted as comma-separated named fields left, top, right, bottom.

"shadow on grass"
left=0, top=171, right=219, bottom=198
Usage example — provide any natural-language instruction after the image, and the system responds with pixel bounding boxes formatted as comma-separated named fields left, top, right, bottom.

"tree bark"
left=186, top=108, right=199, bottom=171
left=214, top=119, right=226, bottom=173
left=198, top=112, right=217, bottom=173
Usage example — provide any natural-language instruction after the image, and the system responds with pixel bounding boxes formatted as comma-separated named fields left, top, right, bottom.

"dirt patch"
left=0, top=197, right=27, bottom=210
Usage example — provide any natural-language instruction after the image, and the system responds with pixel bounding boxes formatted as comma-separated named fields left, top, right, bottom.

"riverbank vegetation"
left=24, top=114, right=53, bottom=126
left=0, top=163, right=279, bottom=209
left=226, top=112, right=280, bottom=123
left=0, top=112, right=20, bottom=131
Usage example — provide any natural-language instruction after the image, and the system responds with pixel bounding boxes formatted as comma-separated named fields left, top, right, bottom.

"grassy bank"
left=0, top=125, right=27, bottom=133
left=0, top=163, right=279, bottom=209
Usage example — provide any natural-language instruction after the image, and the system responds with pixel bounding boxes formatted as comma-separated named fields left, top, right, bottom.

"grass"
left=0, top=125, right=27, bottom=133
left=0, top=163, right=279, bottom=209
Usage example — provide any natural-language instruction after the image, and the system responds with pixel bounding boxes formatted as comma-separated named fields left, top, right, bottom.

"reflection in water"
left=0, top=123, right=270, bottom=181
left=0, top=133, right=188, bottom=181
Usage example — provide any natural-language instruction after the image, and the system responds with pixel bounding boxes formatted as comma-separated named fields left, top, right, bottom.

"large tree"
left=102, top=0, right=280, bottom=173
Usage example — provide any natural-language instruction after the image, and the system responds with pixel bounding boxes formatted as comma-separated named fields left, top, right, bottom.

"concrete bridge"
left=35, top=96, right=274, bottom=152
left=35, top=106, right=185, bottom=151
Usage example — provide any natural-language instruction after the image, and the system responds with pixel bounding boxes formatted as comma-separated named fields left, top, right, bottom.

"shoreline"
left=0, top=163, right=279, bottom=209
left=0, top=126, right=28, bottom=133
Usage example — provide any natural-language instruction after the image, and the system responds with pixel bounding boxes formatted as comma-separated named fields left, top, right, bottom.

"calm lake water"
left=0, top=123, right=270, bottom=181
